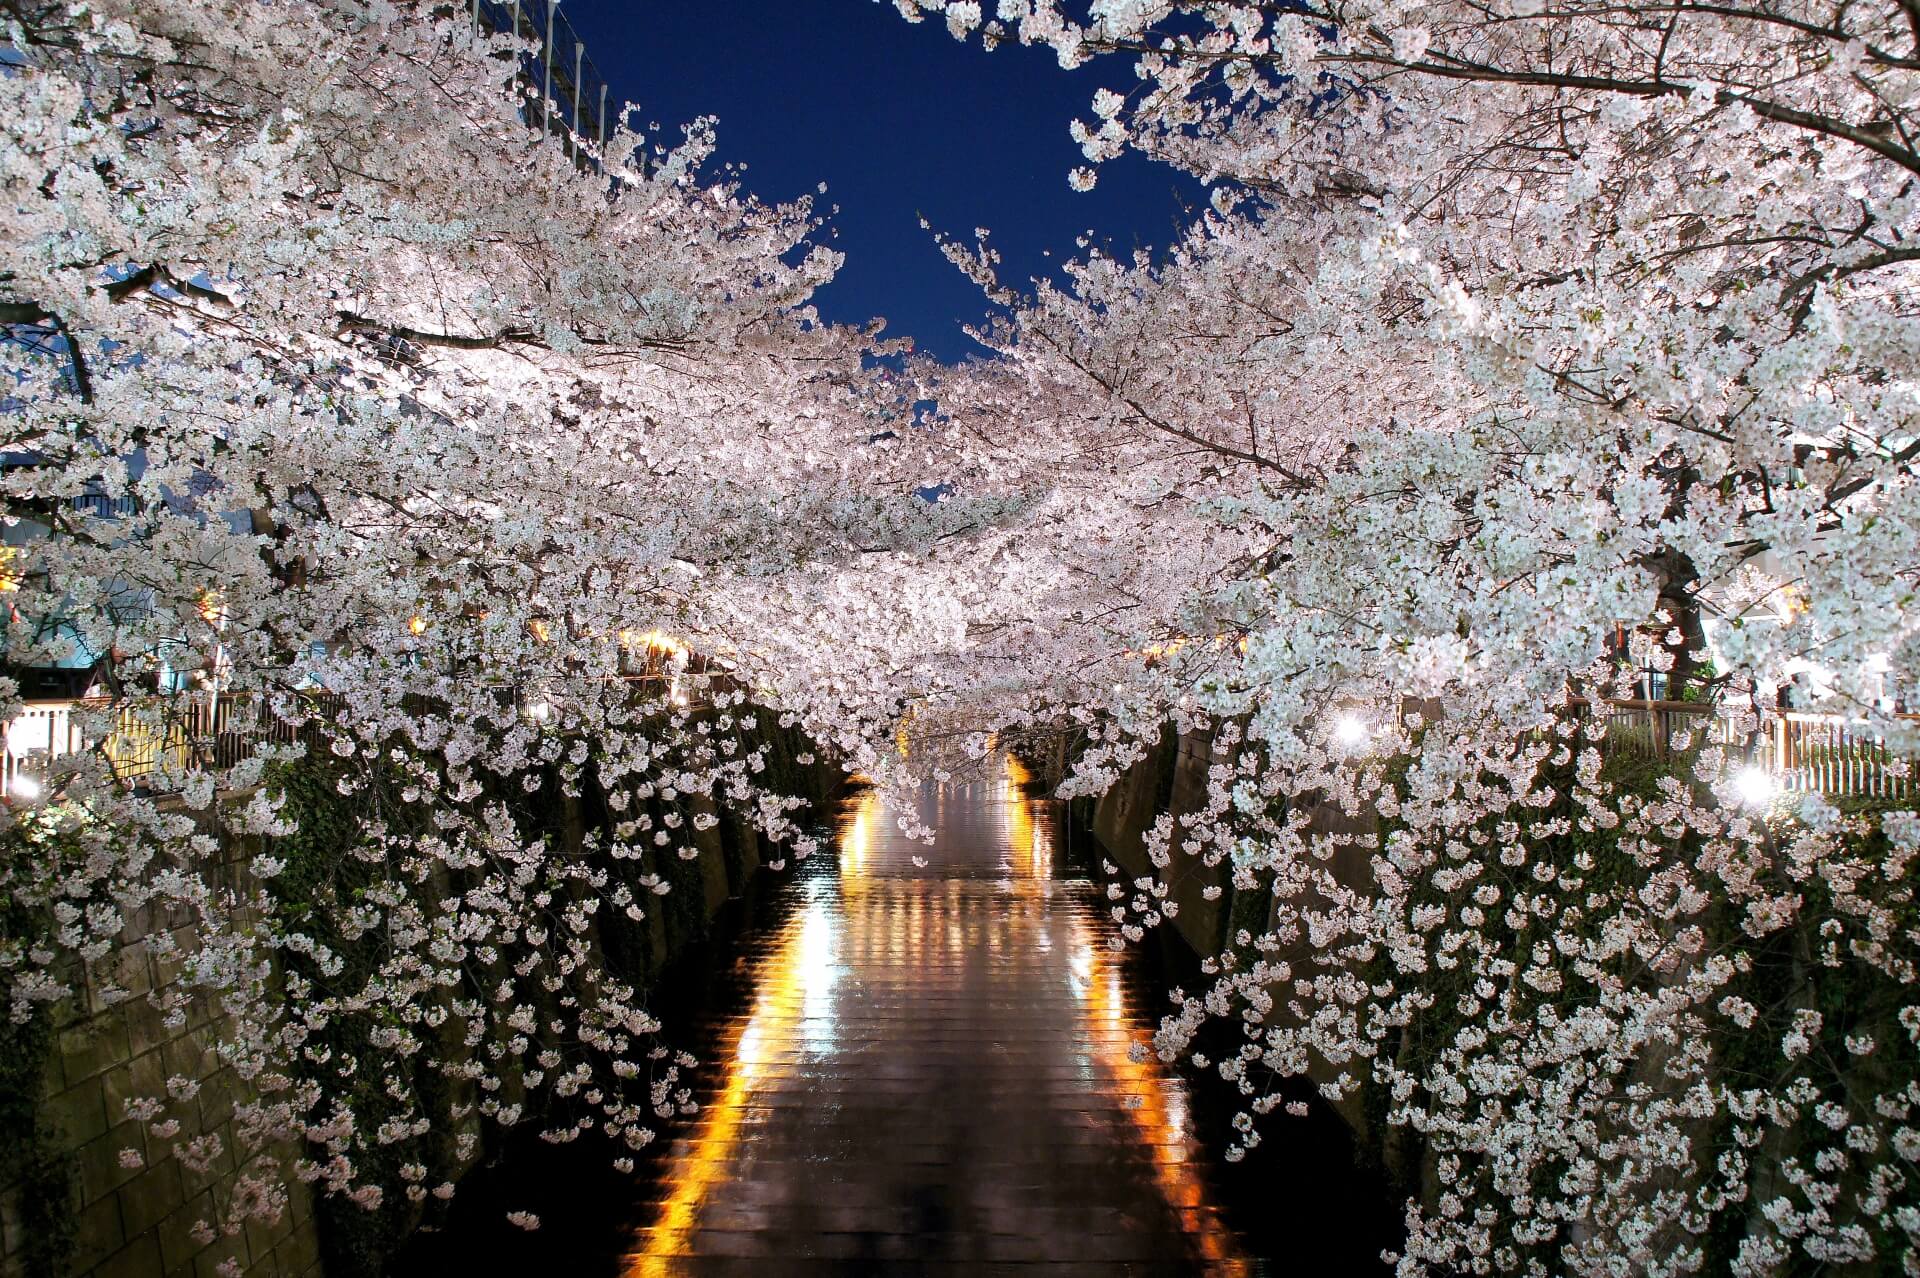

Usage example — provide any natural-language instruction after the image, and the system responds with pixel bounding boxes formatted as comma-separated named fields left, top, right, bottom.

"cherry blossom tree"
left=0, top=0, right=940, bottom=1252
left=3, top=0, right=1918, bottom=1273
left=889, top=1, right=1920, bottom=1273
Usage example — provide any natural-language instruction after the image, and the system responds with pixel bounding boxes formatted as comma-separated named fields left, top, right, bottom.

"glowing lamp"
left=1733, top=765, right=1776, bottom=808
left=1333, top=714, right=1369, bottom=751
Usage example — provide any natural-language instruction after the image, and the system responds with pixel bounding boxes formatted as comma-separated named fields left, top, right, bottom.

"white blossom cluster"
left=2, top=0, right=1919, bottom=1270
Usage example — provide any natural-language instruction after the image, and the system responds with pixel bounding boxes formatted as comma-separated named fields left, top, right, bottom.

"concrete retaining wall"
left=1089, top=726, right=1239, bottom=958
left=1083, top=724, right=1388, bottom=1148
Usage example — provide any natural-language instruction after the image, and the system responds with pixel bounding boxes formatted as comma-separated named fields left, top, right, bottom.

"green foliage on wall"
left=0, top=897, right=76, bottom=1278
left=261, top=753, right=436, bottom=1278
left=253, top=709, right=838, bottom=1274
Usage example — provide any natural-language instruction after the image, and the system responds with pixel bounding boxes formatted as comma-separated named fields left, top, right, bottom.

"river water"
left=394, top=758, right=1394, bottom=1275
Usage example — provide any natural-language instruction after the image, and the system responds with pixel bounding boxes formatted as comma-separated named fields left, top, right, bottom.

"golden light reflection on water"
left=625, top=796, right=878, bottom=1276
left=1004, top=754, right=1051, bottom=882
left=840, top=794, right=871, bottom=882
left=1006, top=756, right=1248, bottom=1274
left=625, top=759, right=1247, bottom=1273
left=624, top=878, right=816, bottom=1278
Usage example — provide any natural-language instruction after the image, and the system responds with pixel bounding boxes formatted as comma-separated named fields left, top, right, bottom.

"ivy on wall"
left=262, top=754, right=439, bottom=1278
left=0, top=895, right=76, bottom=1278
left=0, top=1021, right=74, bottom=1278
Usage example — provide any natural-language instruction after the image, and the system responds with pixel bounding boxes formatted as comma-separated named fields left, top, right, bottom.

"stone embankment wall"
left=3, top=809, right=322, bottom=1278
left=1, top=728, right=841, bottom=1278
left=1084, top=722, right=1377, bottom=966
left=1090, top=726, right=1235, bottom=958
left=1081, top=723, right=1381, bottom=1141
left=1078, top=721, right=1734, bottom=1184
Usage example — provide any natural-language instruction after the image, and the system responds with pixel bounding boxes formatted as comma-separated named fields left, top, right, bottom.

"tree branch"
left=336, top=312, right=541, bottom=350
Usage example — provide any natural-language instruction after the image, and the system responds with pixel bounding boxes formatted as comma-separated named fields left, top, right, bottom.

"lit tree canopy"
left=3, top=1, right=1920, bottom=1274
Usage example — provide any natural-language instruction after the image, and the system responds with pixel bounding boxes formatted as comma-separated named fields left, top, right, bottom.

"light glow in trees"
left=0, top=0, right=928, bottom=1248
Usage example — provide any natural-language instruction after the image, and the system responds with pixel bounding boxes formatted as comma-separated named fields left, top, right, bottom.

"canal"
left=394, top=758, right=1394, bottom=1275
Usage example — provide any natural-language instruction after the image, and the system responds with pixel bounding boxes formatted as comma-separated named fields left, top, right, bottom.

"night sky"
left=560, top=0, right=1206, bottom=362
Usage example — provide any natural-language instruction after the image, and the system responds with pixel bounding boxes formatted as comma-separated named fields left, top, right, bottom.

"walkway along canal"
left=394, top=757, right=1393, bottom=1275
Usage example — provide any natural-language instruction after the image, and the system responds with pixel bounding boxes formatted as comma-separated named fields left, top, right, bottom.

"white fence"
left=0, top=693, right=326, bottom=798
left=0, top=671, right=710, bottom=800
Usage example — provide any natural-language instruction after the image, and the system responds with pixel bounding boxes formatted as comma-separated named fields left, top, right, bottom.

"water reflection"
left=623, top=757, right=1251, bottom=1272
left=629, top=887, right=816, bottom=1275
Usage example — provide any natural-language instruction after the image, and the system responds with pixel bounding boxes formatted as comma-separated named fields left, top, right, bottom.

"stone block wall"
left=1089, top=725, right=1238, bottom=958
left=3, top=807, right=322, bottom=1278
left=1159, top=727, right=1238, bottom=956
left=3, top=723, right=843, bottom=1278
left=1086, top=723, right=1383, bottom=963
left=1091, top=725, right=1176, bottom=878
left=1082, top=723, right=1386, bottom=1144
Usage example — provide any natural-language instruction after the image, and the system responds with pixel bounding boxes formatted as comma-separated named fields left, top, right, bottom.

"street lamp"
left=1333, top=713, right=1369, bottom=752
left=1733, top=764, right=1777, bottom=807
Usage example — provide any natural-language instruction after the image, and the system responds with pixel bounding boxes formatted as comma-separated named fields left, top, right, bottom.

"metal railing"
left=2, top=693, right=341, bottom=795
left=2, top=699, right=86, bottom=794
left=472, top=0, right=614, bottom=167
left=12, top=684, right=1901, bottom=804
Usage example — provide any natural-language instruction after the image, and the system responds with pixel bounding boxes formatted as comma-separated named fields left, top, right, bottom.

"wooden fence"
left=1596, top=699, right=1914, bottom=800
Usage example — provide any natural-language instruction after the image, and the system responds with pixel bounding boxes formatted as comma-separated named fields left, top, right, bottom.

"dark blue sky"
left=562, top=1, right=1205, bottom=362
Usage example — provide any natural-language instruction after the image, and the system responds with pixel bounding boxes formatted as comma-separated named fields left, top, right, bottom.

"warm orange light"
left=1012, top=753, right=1247, bottom=1273
left=197, top=589, right=227, bottom=627
left=1080, top=929, right=1247, bottom=1268
left=624, top=843, right=837, bottom=1273
left=840, top=791, right=872, bottom=883
left=622, top=628, right=689, bottom=657
left=1132, top=633, right=1247, bottom=662
left=0, top=546, right=21, bottom=594
left=623, top=762, right=1246, bottom=1275
left=1004, top=753, right=1046, bottom=880
left=528, top=618, right=552, bottom=643
left=407, top=614, right=428, bottom=636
